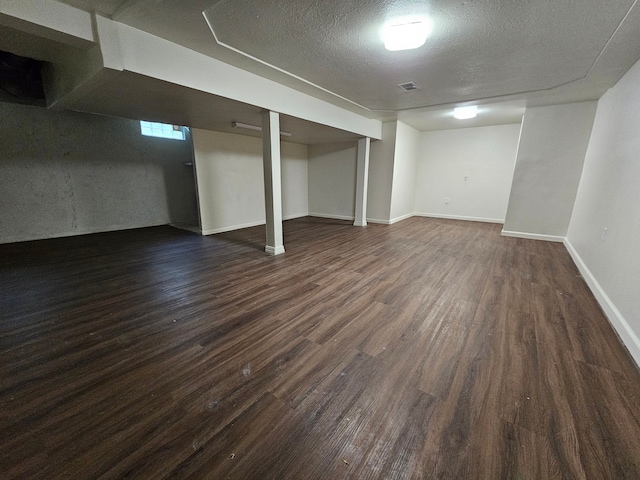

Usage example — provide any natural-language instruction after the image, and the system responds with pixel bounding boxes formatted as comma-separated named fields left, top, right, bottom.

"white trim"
left=200, top=213, right=308, bottom=236
left=388, top=212, right=414, bottom=225
left=501, top=230, right=565, bottom=242
left=415, top=212, right=504, bottom=224
left=366, top=218, right=391, bottom=225
left=308, top=212, right=355, bottom=221
left=564, top=239, right=640, bottom=368
left=169, top=223, right=201, bottom=234
left=265, top=245, right=286, bottom=256
left=284, top=212, right=308, bottom=221
left=201, top=220, right=265, bottom=235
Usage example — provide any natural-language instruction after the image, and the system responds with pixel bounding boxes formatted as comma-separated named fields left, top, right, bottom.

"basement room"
left=1, top=0, right=639, bottom=478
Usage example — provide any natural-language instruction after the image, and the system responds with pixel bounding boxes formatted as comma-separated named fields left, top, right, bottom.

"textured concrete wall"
left=0, top=102, right=197, bottom=243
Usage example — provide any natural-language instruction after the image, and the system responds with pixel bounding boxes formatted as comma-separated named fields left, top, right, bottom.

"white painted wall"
left=281, top=144, right=309, bottom=220
left=566, top=58, right=640, bottom=366
left=192, top=129, right=308, bottom=234
left=503, top=102, right=597, bottom=239
left=307, top=121, right=419, bottom=224
left=414, top=124, right=521, bottom=223
left=308, top=142, right=357, bottom=220
left=0, top=102, right=198, bottom=244
left=367, top=121, right=397, bottom=223
left=389, top=121, right=420, bottom=223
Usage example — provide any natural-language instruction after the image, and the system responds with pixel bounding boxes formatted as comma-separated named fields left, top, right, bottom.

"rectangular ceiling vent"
left=398, top=81, right=419, bottom=91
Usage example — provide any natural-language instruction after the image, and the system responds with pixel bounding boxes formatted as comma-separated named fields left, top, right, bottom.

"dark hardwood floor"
left=1, top=216, right=639, bottom=479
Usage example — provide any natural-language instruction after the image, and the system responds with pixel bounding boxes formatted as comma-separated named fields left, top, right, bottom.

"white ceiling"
left=14, top=0, right=640, bottom=137
left=202, top=0, right=636, bottom=111
left=398, top=100, right=525, bottom=131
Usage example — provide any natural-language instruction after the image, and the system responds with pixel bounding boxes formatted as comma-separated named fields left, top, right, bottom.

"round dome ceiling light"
left=382, top=17, right=433, bottom=51
left=453, top=106, right=478, bottom=120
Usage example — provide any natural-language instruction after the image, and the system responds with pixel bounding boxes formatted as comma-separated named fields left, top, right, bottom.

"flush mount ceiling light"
left=453, top=106, right=478, bottom=120
left=382, top=17, right=433, bottom=51
left=232, top=121, right=292, bottom=137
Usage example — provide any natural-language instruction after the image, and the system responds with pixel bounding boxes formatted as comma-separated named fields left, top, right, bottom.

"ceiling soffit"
left=56, top=0, right=128, bottom=17
left=47, top=0, right=640, bottom=129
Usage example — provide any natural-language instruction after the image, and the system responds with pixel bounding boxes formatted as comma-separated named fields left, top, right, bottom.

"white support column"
left=261, top=110, right=285, bottom=255
left=354, top=137, right=371, bottom=227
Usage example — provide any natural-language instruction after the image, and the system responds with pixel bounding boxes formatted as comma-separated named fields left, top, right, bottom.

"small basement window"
left=140, top=121, right=188, bottom=140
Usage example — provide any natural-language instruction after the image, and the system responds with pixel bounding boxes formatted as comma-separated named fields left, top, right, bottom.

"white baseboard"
left=415, top=212, right=504, bottom=224
left=201, top=213, right=309, bottom=236
left=284, top=212, right=308, bottom=221
left=501, top=230, right=565, bottom=242
left=563, top=239, right=640, bottom=368
left=201, top=220, right=265, bottom=235
left=308, top=212, right=355, bottom=221
left=309, top=212, right=500, bottom=226
left=366, top=218, right=391, bottom=225
left=169, top=223, right=201, bottom=234
left=388, top=213, right=414, bottom=225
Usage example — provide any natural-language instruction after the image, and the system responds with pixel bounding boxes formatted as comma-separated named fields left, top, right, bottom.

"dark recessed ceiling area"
left=0, top=50, right=46, bottom=106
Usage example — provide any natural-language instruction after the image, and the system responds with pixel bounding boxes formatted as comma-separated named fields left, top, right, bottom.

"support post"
left=261, top=110, right=285, bottom=255
left=354, top=137, right=371, bottom=227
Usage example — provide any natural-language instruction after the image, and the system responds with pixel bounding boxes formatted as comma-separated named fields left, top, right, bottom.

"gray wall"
left=0, top=102, right=197, bottom=244
left=367, top=121, right=397, bottom=223
left=308, top=141, right=357, bottom=220
left=503, top=102, right=597, bottom=237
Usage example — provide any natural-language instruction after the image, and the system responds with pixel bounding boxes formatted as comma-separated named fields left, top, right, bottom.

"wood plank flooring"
left=1, top=216, right=639, bottom=479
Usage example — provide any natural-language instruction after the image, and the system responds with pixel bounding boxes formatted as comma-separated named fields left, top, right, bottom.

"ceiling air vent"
left=397, top=81, right=419, bottom=91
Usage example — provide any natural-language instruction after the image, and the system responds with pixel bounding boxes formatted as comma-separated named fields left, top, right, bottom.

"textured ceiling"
left=44, top=0, right=640, bottom=133
left=203, top=0, right=636, bottom=111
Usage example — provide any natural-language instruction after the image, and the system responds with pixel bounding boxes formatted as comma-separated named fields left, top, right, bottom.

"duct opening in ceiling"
left=398, top=81, right=420, bottom=91
left=0, top=50, right=47, bottom=107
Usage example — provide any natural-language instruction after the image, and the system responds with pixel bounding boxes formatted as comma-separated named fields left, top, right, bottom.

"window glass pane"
left=139, top=121, right=186, bottom=141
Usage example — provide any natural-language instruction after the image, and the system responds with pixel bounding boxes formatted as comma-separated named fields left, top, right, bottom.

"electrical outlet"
left=444, top=197, right=450, bottom=204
